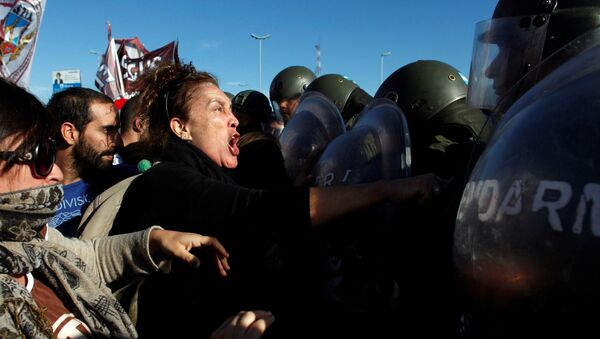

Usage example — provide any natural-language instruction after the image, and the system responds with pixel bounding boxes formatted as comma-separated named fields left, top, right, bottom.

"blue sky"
left=29, top=0, right=497, bottom=103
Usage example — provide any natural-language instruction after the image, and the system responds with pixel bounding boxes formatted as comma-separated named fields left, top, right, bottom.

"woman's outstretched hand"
left=149, top=229, right=230, bottom=276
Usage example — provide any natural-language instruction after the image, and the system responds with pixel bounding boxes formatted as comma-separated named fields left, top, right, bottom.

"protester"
left=116, top=94, right=154, bottom=168
left=101, top=60, right=444, bottom=337
left=0, top=76, right=230, bottom=338
left=46, top=88, right=136, bottom=236
left=119, top=94, right=145, bottom=147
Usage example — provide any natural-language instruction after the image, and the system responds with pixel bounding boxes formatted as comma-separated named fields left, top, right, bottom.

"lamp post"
left=89, top=50, right=102, bottom=64
left=380, top=51, right=391, bottom=84
left=250, top=33, right=271, bottom=92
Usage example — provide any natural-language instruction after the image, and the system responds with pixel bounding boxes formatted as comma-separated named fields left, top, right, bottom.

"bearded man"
left=47, top=88, right=135, bottom=236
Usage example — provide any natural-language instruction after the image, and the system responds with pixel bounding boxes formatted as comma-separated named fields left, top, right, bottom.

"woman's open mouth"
left=228, top=132, right=240, bottom=156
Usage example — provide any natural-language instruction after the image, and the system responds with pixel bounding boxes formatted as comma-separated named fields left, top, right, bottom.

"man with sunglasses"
left=47, top=87, right=136, bottom=237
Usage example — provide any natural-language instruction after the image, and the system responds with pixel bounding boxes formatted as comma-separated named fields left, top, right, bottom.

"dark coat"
left=110, top=137, right=314, bottom=337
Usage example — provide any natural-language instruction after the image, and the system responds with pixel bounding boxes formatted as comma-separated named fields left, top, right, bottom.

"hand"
left=149, top=229, right=230, bottom=276
left=388, top=173, right=448, bottom=204
left=211, top=310, right=275, bottom=339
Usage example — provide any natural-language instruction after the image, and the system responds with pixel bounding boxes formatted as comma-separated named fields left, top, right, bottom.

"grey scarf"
left=0, top=185, right=138, bottom=338
left=0, top=184, right=62, bottom=241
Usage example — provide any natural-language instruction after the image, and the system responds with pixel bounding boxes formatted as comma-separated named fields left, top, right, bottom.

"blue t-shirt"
left=49, top=180, right=94, bottom=237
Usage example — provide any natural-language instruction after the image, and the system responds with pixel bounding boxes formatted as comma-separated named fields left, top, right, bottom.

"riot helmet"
left=224, top=91, right=235, bottom=101
left=375, top=60, right=487, bottom=178
left=467, top=0, right=600, bottom=112
left=269, top=66, right=316, bottom=124
left=376, top=60, right=469, bottom=122
left=305, top=74, right=373, bottom=128
left=231, top=90, right=273, bottom=135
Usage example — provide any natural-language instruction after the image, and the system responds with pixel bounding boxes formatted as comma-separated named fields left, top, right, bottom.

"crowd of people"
left=2, top=0, right=600, bottom=337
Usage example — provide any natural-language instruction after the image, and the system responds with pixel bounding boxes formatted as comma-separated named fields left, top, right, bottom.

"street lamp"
left=380, top=51, right=391, bottom=84
left=250, top=33, right=271, bottom=92
left=89, top=50, right=102, bottom=64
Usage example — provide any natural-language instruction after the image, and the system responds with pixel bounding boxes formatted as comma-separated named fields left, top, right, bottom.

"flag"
left=118, top=40, right=177, bottom=96
left=0, top=0, right=47, bottom=88
left=95, top=24, right=177, bottom=99
left=95, top=31, right=125, bottom=100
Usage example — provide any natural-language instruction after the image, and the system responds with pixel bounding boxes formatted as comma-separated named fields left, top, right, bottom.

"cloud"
left=225, top=81, right=248, bottom=87
left=200, top=40, right=223, bottom=49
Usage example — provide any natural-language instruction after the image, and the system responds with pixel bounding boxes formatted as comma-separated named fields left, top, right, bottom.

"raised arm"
left=309, top=173, right=445, bottom=226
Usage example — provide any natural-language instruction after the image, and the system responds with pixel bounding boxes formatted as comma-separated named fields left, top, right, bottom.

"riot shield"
left=279, top=91, right=345, bottom=184
left=454, top=35, right=600, bottom=337
left=312, top=98, right=411, bottom=187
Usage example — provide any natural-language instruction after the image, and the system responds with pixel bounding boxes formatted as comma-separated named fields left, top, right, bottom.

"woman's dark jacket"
left=110, top=137, right=313, bottom=337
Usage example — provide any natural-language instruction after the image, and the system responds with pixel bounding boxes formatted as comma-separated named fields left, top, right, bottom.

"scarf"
left=0, top=183, right=62, bottom=242
left=0, top=184, right=137, bottom=338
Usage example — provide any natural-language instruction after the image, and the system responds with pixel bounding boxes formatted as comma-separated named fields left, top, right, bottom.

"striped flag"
left=95, top=22, right=126, bottom=100
left=0, top=0, right=47, bottom=88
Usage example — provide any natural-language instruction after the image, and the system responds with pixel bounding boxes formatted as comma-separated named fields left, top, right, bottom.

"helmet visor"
left=467, top=17, right=548, bottom=111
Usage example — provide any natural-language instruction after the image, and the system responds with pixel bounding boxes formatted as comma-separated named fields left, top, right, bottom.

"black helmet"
left=269, top=66, right=316, bottom=103
left=376, top=60, right=468, bottom=122
left=231, top=90, right=273, bottom=134
left=375, top=60, right=486, bottom=178
left=224, top=91, right=235, bottom=101
left=305, top=74, right=373, bottom=127
left=467, top=0, right=600, bottom=111
left=232, top=90, right=272, bottom=121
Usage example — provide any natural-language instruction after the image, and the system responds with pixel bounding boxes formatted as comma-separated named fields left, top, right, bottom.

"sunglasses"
left=0, top=138, right=56, bottom=178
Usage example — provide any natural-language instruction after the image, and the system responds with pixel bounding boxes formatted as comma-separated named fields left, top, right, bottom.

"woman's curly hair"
left=133, top=61, right=218, bottom=157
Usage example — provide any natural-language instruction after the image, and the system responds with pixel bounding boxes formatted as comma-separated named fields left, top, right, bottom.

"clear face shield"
left=467, top=16, right=549, bottom=112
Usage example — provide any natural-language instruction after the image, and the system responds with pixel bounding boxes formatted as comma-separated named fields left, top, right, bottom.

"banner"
left=118, top=40, right=177, bottom=96
left=95, top=24, right=178, bottom=100
left=0, top=0, right=46, bottom=88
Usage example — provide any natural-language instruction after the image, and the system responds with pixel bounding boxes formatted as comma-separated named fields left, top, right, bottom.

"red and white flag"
left=0, top=0, right=47, bottom=88
left=95, top=22, right=126, bottom=100
left=95, top=23, right=178, bottom=100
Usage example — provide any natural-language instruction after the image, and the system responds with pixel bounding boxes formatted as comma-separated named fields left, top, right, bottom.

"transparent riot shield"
left=312, top=98, right=411, bottom=187
left=279, top=91, right=345, bottom=184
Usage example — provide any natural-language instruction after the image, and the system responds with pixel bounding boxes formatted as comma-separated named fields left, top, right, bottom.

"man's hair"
left=47, top=87, right=114, bottom=146
left=119, top=95, right=141, bottom=133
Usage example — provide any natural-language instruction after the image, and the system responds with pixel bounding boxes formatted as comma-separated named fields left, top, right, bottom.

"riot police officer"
left=269, top=66, right=316, bottom=124
left=231, top=89, right=273, bottom=135
left=376, top=60, right=487, bottom=179
left=455, top=1, right=600, bottom=337
left=305, top=73, right=373, bottom=129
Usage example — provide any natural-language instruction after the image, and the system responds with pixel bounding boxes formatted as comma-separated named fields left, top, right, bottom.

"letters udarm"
left=457, top=179, right=600, bottom=236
